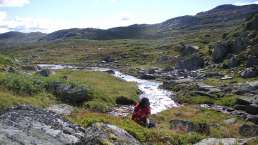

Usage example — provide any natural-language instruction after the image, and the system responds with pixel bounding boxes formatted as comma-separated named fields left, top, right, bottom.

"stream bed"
left=38, top=64, right=179, bottom=115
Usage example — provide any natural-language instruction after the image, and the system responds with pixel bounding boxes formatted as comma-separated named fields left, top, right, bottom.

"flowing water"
left=38, top=64, right=178, bottom=114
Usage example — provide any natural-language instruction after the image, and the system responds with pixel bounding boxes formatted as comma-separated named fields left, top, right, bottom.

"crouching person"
left=132, top=98, right=155, bottom=128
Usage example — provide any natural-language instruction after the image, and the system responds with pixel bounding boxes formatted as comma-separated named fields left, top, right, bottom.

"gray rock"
left=158, top=56, right=176, bottom=64
left=5, top=66, right=16, bottom=73
left=21, top=65, right=40, bottom=71
left=84, top=123, right=142, bottom=145
left=224, top=118, right=237, bottom=125
left=239, top=124, right=258, bottom=137
left=197, top=83, right=221, bottom=92
left=194, top=138, right=249, bottom=145
left=178, top=44, right=199, bottom=56
left=253, top=95, right=258, bottom=105
left=212, top=42, right=230, bottom=63
left=175, top=54, right=204, bottom=70
left=234, top=104, right=258, bottom=115
left=170, top=120, right=210, bottom=134
left=246, top=55, right=258, bottom=67
left=0, top=105, right=86, bottom=145
left=227, top=55, right=239, bottom=68
left=37, top=69, right=53, bottom=77
left=47, top=104, right=74, bottom=115
left=47, top=81, right=91, bottom=105
left=246, top=115, right=258, bottom=124
left=240, top=67, right=258, bottom=78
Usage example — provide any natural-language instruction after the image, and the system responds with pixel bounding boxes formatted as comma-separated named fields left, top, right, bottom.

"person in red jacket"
left=132, top=98, right=155, bottom=128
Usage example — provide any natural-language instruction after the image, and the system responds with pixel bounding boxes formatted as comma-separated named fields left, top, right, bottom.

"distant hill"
left=0, top=31, right=46, bottom=44
left=0, top=4, right=258, bottom=42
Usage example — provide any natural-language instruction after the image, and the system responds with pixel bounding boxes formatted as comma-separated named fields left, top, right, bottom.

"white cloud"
left=0, top=0, right=30, bottom=7
left=234, top=0, right=258, bottom=6
left=0, top=11, right=7, bottom=21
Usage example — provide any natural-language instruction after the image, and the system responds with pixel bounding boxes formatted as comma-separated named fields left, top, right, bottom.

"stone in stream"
left=0, top=105, right=141, bottom=145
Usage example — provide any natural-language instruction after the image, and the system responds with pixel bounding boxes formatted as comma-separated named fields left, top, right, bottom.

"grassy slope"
left=50, top=70, right=139, bottom=111
left=69, top=105, right=251, bottom=145
left=0, top=69, right=138, bottom=112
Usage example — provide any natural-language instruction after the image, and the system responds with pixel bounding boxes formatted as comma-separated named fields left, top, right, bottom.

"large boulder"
left=84, top=123, right=142, bottom=145
left=170, top=120, right=209, bottom=134
left=47, top=81, right=91, bottom=105
left=0, top=105, right=87, bottom=145
left=175, top=54, right=204, bottom=70
left=212, top=42, right=230, bottom=63
left=240, top=67, right=258, bottom=78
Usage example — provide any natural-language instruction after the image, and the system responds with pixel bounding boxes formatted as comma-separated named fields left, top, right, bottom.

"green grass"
left=0, top=70, right=138, bottom=112
left=48, top=70, right=139, bottom=111
left=69, top=110, right=204, bottom=145
left=152, top=106, right=246, bottom=138
left=0, top=89, right=56, bottom=110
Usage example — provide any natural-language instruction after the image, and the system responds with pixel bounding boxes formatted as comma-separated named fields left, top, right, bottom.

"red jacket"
left=132, top=103, right=151, bottom=124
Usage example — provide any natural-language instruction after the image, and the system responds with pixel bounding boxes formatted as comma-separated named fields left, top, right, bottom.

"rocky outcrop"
left=212, top=42, right=230, bottom=63
left=0, top=105, right=142, bottom=145
left=170, top=119, right=210, bottom=134
left=175, top=54, right=204, bottom=70
left=0, top=105, right=86, bottom=145
left=84, top=123, right=142, bottom=145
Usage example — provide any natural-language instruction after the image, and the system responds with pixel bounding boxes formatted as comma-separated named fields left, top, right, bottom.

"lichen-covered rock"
left=84, top=123, right=142, bottom=145
left=0, top=106, right=142, bottom=145
left=0, top=105, right=86, bottom=145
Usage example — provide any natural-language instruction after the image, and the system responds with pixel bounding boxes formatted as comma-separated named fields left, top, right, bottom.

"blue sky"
left=0, top=0, right=257, bottom=33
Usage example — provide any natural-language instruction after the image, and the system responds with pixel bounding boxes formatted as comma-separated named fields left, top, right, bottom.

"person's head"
left=139, top=98, right=150, bottom=108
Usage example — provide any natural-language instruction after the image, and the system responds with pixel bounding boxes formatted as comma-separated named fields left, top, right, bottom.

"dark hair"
left=139, top=98, right=150, bottom=108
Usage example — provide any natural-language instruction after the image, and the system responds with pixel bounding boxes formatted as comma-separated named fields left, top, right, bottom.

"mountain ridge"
left=0, top=4, right=258, bottom=42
